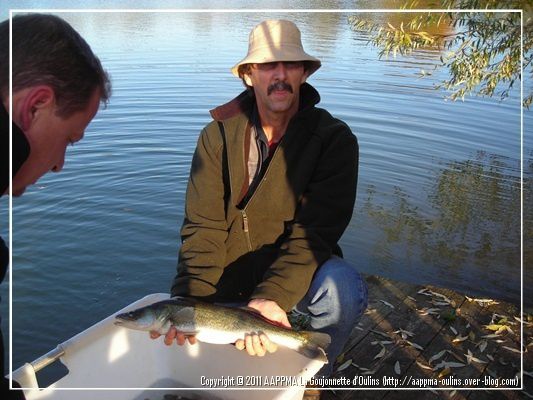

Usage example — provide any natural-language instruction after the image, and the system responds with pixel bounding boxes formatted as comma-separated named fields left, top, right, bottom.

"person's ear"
left=300, top=70, right=309, bottom=85
left=19, top=86, right=55, bottom=131
left=243, top=73, right=254, bottom=88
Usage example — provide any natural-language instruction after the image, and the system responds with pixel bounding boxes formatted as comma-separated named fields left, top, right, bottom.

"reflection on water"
left=359, top=152, right=523, bottom=305
left=0, top=5, right=529, bottom=372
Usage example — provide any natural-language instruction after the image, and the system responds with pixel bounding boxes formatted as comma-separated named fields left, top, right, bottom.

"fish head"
left=114, top=305, right=163, bottom=331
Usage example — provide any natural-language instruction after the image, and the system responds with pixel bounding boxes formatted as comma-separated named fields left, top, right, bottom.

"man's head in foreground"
left=0, top=13, right=111, bottom=195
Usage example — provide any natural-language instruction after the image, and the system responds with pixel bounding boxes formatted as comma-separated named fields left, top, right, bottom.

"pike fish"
left=114, top=297, right=330, bottom=363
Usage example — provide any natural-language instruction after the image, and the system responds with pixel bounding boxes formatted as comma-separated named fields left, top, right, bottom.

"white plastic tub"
left=10, top=293, right=324, bottom=400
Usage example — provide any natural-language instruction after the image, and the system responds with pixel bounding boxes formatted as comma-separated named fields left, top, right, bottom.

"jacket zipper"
left=240, top=135, right=286, bottom=252
left=243, top=135, right=284, bottom=208
left=241, top=210, right=253, bottom=251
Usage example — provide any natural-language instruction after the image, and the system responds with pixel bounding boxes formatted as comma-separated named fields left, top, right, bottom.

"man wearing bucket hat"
left=162, top=19, right=368, bottom=376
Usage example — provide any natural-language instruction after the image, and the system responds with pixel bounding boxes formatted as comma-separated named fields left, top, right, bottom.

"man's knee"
left=310, top=257, right=368, bottom=313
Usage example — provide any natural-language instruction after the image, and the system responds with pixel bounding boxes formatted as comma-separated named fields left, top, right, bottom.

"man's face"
left=244, top=61, right=308, bottom=119
left=11, top=88, right=101, bottom=196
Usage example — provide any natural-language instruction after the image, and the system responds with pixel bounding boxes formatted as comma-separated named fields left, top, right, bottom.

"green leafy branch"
left=349, top=0, right=532, bottom=108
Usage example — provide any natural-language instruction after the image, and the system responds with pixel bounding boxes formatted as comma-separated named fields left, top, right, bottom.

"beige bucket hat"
left=231, top=19, right=321, bottom=77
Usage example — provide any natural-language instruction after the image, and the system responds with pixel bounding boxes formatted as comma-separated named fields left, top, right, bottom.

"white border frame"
left=8, top=7, right=524, bottom=393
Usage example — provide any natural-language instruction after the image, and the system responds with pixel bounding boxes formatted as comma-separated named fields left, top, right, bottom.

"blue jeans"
left=294, top=256, right=368, bottom=377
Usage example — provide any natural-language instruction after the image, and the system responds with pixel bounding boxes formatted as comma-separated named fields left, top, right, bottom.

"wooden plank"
left=341, top=275, right=421, bottom=353
left=376, top=286, right=467, bottom=400
left=385, top=289, right=498, bottom=400
left=460, top=299, right=530, bottom=399
left=333, top=284, right=461, bottom=400
left=313, top=276, right=531, bottom=400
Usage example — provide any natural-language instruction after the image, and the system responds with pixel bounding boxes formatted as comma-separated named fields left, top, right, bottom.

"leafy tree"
left=349, top=0, right=532, bottom=108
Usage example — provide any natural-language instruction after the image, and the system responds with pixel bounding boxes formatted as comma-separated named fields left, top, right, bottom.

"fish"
left=114, top=297, right=331, bottom=363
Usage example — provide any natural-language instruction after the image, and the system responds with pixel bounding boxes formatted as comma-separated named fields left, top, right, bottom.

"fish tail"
left=297, top=331, right=331, bottom=363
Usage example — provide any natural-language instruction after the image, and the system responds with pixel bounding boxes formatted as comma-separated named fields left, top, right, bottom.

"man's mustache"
left=268, top=82, right=293, bottom=95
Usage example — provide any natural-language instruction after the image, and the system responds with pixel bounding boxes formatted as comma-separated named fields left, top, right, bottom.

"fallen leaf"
left=450, top=326, right=458, bottom=335
left=515, top=315, right=533, bottom=328
left=428, top=350, right=447, bottom=364
left=416, top=360, right=433, bottom=370
left=418, top=307, right=441, bottom=316
left=374, top=346, right=386, bottom=360
left=503, top=346, right=521, bottom=354
left=452, top=335, right=469, bottom=343
left=465, top=349, right=473, bottom=365
left=428, top=290, right=452, bottom=303
left=371, top=340, right=394, bottom=346
left=486, top=323, right=513, bottom=335
left=370, top=329, right=391, bottom=339
left=406, top=340, right=424, bottom=351
left=482, top=334, right=501, bottom=339
left=465, top=296, right=499, bottom=306
left=394, top=329, right=414, bottom=339
left=446, top=361, right=467, bottom=368
left=485, top=324, right=506, bottom=331
left=437, top=367, right=452, bottom=378
left=394, top=361, right=401, bottom=375
left=478, top=340, right=487, bottom=353
left=351, top=363, right=371, bottom=372
left=336, top=359, right=353, bottom=372
left=361, top=369, right=377, bottom=375
left=465, top=349, right=487, bottom=365
left=380, top=300, right=395, bottom=309
left=433, top=361, right=466, bottom=370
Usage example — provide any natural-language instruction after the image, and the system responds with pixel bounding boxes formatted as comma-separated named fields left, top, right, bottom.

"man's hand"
left=234, top=299, right=291, bottom=357
left=149, top=326, right=197, bottom=346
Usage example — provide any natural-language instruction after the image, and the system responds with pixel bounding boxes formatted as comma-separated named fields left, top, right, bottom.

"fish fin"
left=237, top=307, right=292, bottom=329
left=301, top=331, right=331, bottom=350
left=296, top=343, right=329, bottom=363
left=296, top=331, right=332, bottom=363
left=238, top=306, right=261, bottom=314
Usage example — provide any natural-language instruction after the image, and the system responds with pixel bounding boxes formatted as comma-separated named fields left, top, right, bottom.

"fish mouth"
left=113, top=317, right=139, bottom=329
left=113, top=317, right=129, bottom=327
left=114, top=312, right=137, bottom=324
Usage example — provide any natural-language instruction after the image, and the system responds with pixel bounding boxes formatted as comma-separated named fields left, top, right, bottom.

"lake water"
left=1, top=1, right=531, bottom=374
